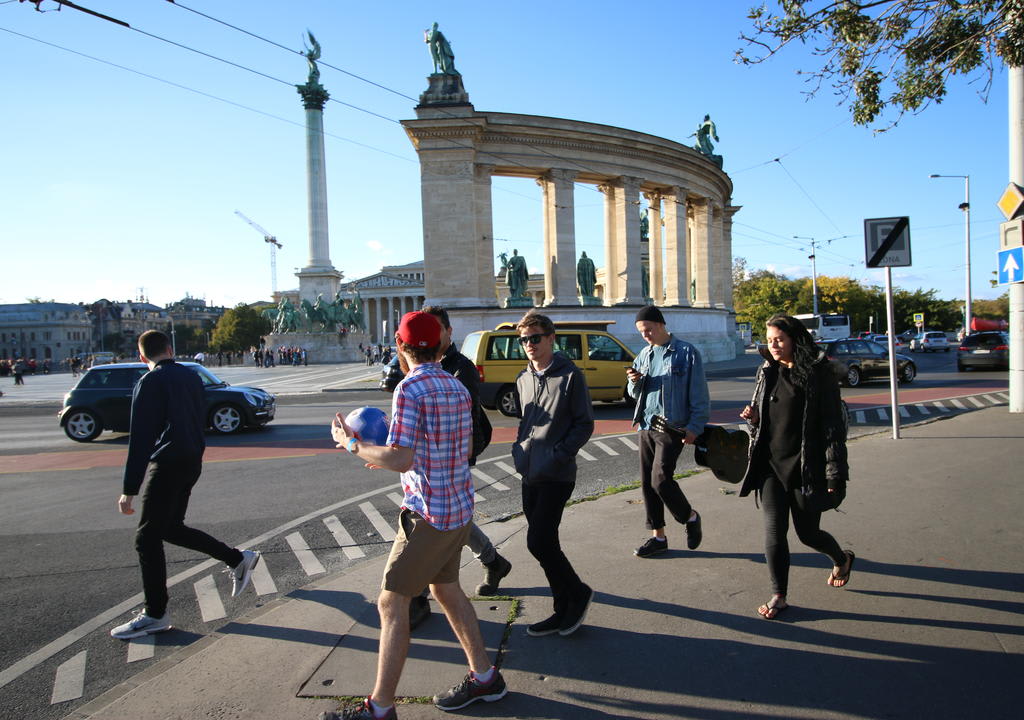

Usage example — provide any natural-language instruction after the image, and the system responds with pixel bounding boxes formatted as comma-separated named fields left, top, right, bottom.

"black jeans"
left=522, top=481, right=586, bottom=617
left=135, top=460, right=241, bottom=617
left=761, top=471, right=845, bottom=596
left=638, top=429, right=692, bottom=530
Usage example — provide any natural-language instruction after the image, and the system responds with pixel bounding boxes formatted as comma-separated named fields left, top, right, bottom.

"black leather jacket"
left=738, top=353, right=848, bottom=498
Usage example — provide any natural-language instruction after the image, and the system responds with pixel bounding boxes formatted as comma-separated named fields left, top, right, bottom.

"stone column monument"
left=294, top=31, right=343, bottom=302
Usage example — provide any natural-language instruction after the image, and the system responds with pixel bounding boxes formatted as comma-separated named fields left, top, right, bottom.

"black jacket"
left=738, top=353, right=848, bottom=499
left=512, top=352, right=594, bottom=484
left=123, top=359, right=206, bottom=495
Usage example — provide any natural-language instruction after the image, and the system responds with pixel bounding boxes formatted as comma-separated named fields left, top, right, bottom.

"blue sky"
left=0, top=0, right=1010, bottom=308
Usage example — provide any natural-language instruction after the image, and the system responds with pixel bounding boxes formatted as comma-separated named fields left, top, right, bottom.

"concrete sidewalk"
left=70, top=407, right=1024, bottom=720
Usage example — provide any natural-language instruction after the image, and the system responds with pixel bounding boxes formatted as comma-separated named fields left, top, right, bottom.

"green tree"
left=737, top=1, right=1023, bottom=128
left=211, top=304, right=270, bottom=351
left=734, top=269, right=802, bottom=338
left=973, top=293, right=1010, bottom=318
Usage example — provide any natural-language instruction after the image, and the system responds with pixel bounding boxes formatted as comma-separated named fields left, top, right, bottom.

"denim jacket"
left=627, top=335, right=710, bottom=435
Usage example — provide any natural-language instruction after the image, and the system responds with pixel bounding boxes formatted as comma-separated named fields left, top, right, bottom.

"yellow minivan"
left=460, top=321, right=636, bottom=416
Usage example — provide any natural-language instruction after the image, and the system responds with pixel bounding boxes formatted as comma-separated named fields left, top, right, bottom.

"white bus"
left=794, top=313, right=851, bottom=340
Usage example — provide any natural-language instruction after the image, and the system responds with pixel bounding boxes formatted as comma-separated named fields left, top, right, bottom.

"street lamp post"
left=794, top=235, right=820, bottom=315
left=929, top=174, right=972, bottom=334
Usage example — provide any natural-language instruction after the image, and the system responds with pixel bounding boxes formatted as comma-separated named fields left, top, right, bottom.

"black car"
left=817, top=338, right=917, bottom=387
left=957, top=331, right=1010, bottom=371
left=58, top=362, right=275, bottom=442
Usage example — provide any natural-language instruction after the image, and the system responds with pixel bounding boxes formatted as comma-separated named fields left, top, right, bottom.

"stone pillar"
left=663, top=187, right=690, bottom=307
left=644, top=191, right=663, bottom=304
left=536, top=169, right=578, bottom=306
left=692, top=198, right=714, bottom=308
left=610, top=176, right=643, bottom=305
left=723, top=205, right=741, bottom=311
left=599, top=183, right=619, bottom=305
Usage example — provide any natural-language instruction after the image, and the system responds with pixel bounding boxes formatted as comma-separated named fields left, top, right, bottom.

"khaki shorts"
left=381, top=509, right=471, bottom=596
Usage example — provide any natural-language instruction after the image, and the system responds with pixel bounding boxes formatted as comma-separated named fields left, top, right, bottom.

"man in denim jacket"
left=626, top=306, right=710, bottom=558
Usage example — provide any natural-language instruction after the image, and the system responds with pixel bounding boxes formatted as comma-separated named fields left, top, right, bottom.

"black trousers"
left=135, top=460, right=241, bottom=617
left=522, top=481, right=586, bottom=617
left=638, top=429, right=692, bottom=530
left=761, top=471, right=845, bottom=596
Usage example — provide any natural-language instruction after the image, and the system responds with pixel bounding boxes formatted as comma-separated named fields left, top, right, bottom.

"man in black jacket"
left=110, top=330, right=260, bottom=640
left=512, top=312, right=595, bottom=637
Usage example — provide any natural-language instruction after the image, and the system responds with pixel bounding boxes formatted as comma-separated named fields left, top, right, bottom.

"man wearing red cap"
left=326, top=312, right=507, bottom=720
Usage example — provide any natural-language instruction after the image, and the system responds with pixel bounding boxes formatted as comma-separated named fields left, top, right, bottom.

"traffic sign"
left=913, top=312, right=924, bottom=324
left=998, top=247, right=1024, bottom=285
left=864, top=216, right=912, bottom=268
left=997, top=182, right=1024, bottom=220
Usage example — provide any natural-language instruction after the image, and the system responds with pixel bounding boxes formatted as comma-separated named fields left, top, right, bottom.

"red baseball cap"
left=397, top=311, right=441, bottom=348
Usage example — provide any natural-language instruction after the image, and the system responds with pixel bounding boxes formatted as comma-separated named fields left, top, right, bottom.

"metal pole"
left=964, top=175, right=972, bottom=334
left=885, top=266, right=901, bottom=439
left=1010, top=66, right=1024, bottom=413
left=810, top=240, right=819, bottom=316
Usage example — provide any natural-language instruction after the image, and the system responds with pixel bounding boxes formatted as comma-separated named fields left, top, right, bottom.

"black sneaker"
left=559, top=584, right=594, bottom=636
left=526, top=613, right=562, bottom=637
left=634, top=537, right=668, bottom=558
left=433, top=671, right=507, bottom=711
left=475, top=554, right=512, bottom=596
left=686, top=512, right=703, bottom=550
left=409, top=595, right=431, bottom=631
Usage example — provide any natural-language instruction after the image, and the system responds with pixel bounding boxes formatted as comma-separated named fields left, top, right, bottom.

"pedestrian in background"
left=512, top=311, right=595, bottom=637
left=739, top=314, right=854, bottom=619
left=13, top=358, right=25, bottom=385
left=626, top=305, right=710, bottom=558
left=110, top=330, right=260, bottom=639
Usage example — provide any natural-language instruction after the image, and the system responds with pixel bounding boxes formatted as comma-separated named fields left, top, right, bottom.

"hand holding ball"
left=344, top=406, right=390, bottom=447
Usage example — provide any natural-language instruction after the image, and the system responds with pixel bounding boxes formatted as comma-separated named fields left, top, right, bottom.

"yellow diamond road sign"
left=997, top=183, right=1024, bottom=220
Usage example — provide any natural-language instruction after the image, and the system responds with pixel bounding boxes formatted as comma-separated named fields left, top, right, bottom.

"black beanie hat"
left=635, top=305, right=666, bottom=324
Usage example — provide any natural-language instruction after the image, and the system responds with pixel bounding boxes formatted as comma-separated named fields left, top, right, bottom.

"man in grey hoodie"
left=512, top=312, right=595, bottom=637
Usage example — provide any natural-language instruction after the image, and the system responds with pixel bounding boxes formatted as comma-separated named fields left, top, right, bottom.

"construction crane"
left=234, top=210, right=283, bottom=297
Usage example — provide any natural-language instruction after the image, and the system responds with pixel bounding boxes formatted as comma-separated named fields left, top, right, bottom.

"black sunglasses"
left=518, top=333, right=549, bottom=346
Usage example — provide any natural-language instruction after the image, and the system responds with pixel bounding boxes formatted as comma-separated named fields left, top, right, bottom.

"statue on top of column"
left=302, top=31, right=322, bottom=84
left=691, top=114, right=719, bottom=156
left=499, top=249, right=532, bottom=307
left=576, top=251, right=601, bottom=306
left=424, top=22, right=459, bottom=75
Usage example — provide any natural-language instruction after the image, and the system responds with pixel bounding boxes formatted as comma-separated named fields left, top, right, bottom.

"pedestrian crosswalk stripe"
left=388, top=492, right=404, bottom=507
left=619, top=436, right=639, bottom=451
left=194, top=575, right=226, bottom=623
left=286, top=532, right=326, bottom=576
left=935, top=402, right=951, bottom=412
left=360, top=502, right=397, bottom=542
left=494, top=461, right=521, bottom=480
left=855, top=411, right=866, bottom=423
left=915, top=403, right=931, bottom=414
left=323, top=515, right=365, bottom=559
left=474, top=492, right=486, bottom=503
left=577, top=448, right=596, bottom=461
left=250, top=554, right=278, bottom=595
left=50, top=650, right=86, bottom=704
left=950, top=398, right=967, bottom=410
left=983, top=394, right=1003, bottom=404
left=898, top=406, right=910, bottom=418
left=997, top=392, right=1010, bottom=401
left=126, top=635, right=155, bottom=663
left=471, top=467, right=510, bottom=491
left=968, top=396, right=985, bottom=408
left=593, top=441, right=619, bottom=456
left=877, top=408, right=889, bottom=421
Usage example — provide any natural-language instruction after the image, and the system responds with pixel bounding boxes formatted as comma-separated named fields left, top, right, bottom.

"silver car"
left=910, top=331, right=950, bottom=352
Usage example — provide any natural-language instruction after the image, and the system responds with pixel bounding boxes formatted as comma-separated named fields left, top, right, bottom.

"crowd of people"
left=105, top=306, right=852, bottom=720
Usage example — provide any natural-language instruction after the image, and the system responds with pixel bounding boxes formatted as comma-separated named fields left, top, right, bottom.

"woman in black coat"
left=739, top=315, right=854, bottom=619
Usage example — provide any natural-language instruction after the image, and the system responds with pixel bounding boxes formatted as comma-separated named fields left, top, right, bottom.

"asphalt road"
left=0, top=349, right=1009, bottom=720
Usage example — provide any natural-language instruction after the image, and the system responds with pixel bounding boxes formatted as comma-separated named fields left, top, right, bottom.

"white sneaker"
left=110, top=611, right=172, bottom=639
left=230, top=550, right=261, bottom=597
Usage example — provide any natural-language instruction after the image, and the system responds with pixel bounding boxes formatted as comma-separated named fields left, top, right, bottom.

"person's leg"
left=430, top=582, right=491, bottom=673
left=370, top=589, right=411, bottom=708
left=469, top=522, right=512, bottom=596
left=761, top=473, right=791, bottom=597
left=134, top=469, right=179, bottom=618
left=638, top=430, right=666, bottom=533
left=791, top=501, right=846, bottom=567
left=649, top=430, right=691, bottom=525
left=523, top=482, right=583, bottom=616
left=467, top=522, right=496, bottom=564
left=159, top=462, right=243, bottom=567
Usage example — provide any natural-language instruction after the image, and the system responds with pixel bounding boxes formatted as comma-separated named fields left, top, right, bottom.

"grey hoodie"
left=512, top=352, right=595, bottom=484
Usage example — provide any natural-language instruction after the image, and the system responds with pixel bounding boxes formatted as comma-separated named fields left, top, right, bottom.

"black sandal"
left=828, top=550, right=855, bottom=588
left=757, top=594, right=788, bottom=619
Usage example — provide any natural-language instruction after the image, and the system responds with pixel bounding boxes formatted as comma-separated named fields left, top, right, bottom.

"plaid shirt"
left=386, top=362, right=474, bottom=530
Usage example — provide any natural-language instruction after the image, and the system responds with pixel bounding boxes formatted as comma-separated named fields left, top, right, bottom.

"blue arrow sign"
left=998, top=246, right=1024, bottom=284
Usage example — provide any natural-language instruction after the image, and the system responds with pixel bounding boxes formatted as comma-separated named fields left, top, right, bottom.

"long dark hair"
left=765, top=314, right=819, bottom=387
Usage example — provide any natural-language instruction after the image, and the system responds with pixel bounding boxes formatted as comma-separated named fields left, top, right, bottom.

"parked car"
left=956, top=331, right=1009, bottom=371
left=461, top=321, right=636, bottom=416
left=910, top=331, right=950, bottom=353
left=869, top=334, right=906, bottom=351
left=59, top=362, right=275, bottom=442
left=817, top=338, right=917, bottom=387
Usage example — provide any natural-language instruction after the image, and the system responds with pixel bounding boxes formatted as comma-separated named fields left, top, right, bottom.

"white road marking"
left=593, top=440, right=619, bottom=456
left=474, top=492, right=486, bottom=503
left=898, top=406, right=910, bottom=418
left=250, top=555, right=278, bottom=596
left=618, top=436, right=639, bottom=451
left=323, top=515, right=365, bottom=559
left=968, top=396, right=985, bottom=408
left=126, top=635, right=155, bottom=663
left=854, top=411, right=866, bottom=424
left=950, top=398, right=968, bottom=410
left=997, top=392, right=1010, bottom=401
left=360, top=502, right=397, bottom=542
left=50, top=650, right=86, bottom=704
left=494, top=461, right=521, bottom=480
left=286, top=532, right=326, bottom=576
left=577, top=448, right=597, bottom=461
left=388, top=492, right=405, bottom=507
left=194, top=575, right=226, bottom=623
left=877, top=408, right=889, bottom=421
left=915, top=404, right=931, bottom=414
left=934, top=402, right=951, bottom=412
left=471, top=467, right=510, bottom=491
left=983, top=394, right=1003, bottom=404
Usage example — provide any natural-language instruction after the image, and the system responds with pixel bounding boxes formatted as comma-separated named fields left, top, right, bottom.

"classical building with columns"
left=401, top=75, right=739, bottom=360
left=350, top=261, right=427, bottom=343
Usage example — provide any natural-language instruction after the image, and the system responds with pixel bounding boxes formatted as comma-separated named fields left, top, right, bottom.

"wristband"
left=347, top=437, right=359, bottom=454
